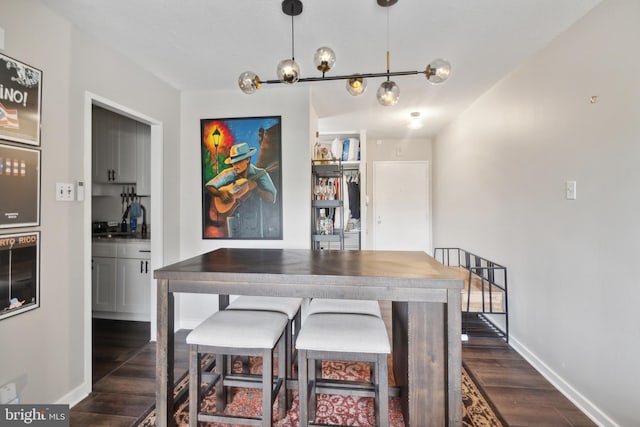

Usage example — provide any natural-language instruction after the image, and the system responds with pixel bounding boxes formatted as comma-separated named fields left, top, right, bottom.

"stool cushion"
left=307, top=298, right=381, bottom=318
left=187, top=310, right=288, bottom=349
left=227, top=296, right=303, bottom=319
left=296, top=313, right=390, bottom=354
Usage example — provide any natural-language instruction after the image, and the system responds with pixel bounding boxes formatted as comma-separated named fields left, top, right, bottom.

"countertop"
left=92, top=232, right=150, bottom=242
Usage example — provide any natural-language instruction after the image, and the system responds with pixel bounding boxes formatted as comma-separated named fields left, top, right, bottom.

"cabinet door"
left=113, top=116, right=137, bottom=183
left=117, top=258, right=150, bottom=314
left=136, top=121, right=151, bottom=195
left=92, top=257, right=117, bottom=312
left=92, top=107, right=117, bottom=183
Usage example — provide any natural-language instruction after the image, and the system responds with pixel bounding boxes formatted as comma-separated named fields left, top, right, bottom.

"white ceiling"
left=39, top=0, right=602, bottom=139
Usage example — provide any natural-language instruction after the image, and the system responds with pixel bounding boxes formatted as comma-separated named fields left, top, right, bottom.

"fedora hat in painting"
left=225, top=142, right=257, bottom=164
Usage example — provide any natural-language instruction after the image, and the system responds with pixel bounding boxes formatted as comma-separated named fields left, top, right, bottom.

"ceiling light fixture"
left=407, top=112, right=424, bottom=129
left=238, top=0, right=451, bottom=107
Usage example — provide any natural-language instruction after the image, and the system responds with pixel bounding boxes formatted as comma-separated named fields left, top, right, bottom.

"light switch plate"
left=565, top=181, right=577, bottom=200
left=56, top=182, right=75, bottom=201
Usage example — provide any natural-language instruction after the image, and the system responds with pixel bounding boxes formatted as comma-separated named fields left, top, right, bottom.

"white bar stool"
left=307, top=298, right=382, bottom=318
left=226, top=296, right=303, bottom=378
left=296, top=313, right=391, bottom=427
left=187, top=310, right=288, bottom=427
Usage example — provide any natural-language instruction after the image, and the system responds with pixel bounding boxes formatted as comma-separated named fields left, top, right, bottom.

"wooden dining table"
left=153, top=248, right=463, bottom=427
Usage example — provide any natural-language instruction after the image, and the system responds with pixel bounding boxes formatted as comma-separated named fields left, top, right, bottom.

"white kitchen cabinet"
left=135, top=121, right=151, bottom=196
left=117, top=257, right=150, bottom=314
left=92, top=256, right=117, bottom=312
left=92, top=240, right=151, bottom=321
left=92, top=106, right=137, bottom=184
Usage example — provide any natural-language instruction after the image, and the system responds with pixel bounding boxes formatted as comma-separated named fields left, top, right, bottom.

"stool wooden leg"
left=188, top=346, right=199, bottom=427
left=262, top=349, right=273, bottom=427
left=277, top=332, right=287, bottom=419
left=284, top=321, right=292, bottom=377
left=298, top=349, right=309, bottom=427
left=376, top=353, right=390, bottom=427
left=215, top=354, right=226, bottom=413
left=309, top=357, right=317, bottom=422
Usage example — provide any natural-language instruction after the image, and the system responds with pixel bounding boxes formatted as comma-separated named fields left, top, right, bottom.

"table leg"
left=447, top=288, right=463, bottom=426
left=393, top=301, right=460, bottom=426
left=156, top=279, right=175, bottom=427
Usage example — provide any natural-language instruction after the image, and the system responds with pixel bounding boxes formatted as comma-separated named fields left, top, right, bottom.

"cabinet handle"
left=145, top=261, right=149, bottom=274
left=140, top=260, right=144, bottom=273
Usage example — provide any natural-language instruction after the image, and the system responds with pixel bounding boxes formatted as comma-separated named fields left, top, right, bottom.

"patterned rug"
left=135, top=356, right=505, bottom=426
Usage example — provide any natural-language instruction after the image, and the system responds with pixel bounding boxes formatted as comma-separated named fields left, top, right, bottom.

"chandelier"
left=238, top=0, right=452, bottom=107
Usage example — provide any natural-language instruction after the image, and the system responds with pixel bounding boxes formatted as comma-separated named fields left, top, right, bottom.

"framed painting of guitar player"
left=200, top=116, right=282, bottom=240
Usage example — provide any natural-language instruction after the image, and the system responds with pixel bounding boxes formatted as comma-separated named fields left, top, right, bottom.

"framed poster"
left=0, top=231, right=40, bottom=321
left=0, top=53, right=42, bottom=146
left=0, top=143, right=40, bottom=228
left=201, top=116, right=282, bottom=240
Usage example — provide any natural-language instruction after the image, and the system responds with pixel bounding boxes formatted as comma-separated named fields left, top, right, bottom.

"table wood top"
left=154, top=248, right=463, bottom=290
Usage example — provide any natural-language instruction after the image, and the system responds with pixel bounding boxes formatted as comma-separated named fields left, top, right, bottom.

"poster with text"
left=0, top=231, right=40, bottom=321
left=0, top=143, right=40, bottom=228
left=200, top=116, right=282, bottom=240
left=0, top=53, right=42, bottom=146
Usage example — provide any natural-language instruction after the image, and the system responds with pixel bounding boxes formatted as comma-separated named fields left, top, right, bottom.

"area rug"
left=135, top=356, right=505, bottom=427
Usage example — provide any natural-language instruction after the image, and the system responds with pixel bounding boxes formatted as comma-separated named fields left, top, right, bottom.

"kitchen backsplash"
left=92, top=186, right=151, bottom=231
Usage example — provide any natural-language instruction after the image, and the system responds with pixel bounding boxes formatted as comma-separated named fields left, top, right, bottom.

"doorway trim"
left=82, top=92, right=164, bottom=394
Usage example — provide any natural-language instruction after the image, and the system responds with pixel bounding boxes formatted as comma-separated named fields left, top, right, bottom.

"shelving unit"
left=311, top=160, right=344, bottom=250
left=311, top=130, right=366, bottom=251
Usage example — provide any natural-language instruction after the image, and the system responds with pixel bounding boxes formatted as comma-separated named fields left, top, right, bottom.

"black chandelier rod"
left=262, top=69, right=425, bottom=85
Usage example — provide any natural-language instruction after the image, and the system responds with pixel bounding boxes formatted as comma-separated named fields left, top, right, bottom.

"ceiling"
left=39, top=0, right=602, bottom=139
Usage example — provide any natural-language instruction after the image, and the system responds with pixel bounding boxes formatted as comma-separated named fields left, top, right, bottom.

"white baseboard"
left=509, top=335, right=618, bottom=427
left=57, top=381, right=91, bottom=408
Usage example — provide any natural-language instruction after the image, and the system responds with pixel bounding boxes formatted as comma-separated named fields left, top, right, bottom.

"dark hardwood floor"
left=70, top=316, right=596, bottom=426
left=461, top=314, right=596, bottom=426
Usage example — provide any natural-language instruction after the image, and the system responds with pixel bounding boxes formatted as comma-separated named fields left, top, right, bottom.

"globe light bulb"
left=277, top=59, right=300, bottom=84
left=314, top=47, right=336, bottom=73
left=426, top=58, right=452, bottom=85
left=346, top=76, right=367, bottom=96
left=376, top=80, right=400, bottom=106
left=238, top=71, right=261, bottom=94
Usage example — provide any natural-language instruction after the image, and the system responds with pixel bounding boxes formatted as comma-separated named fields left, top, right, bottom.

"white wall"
left=0, top=0, right=180, bottom=406
left=177, top=87, right=312, bottom=328
left=432, top=0, right=638, bottom=425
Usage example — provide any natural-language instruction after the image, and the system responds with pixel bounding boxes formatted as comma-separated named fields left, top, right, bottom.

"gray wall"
left=0, top=0, right=180, bottom=405
left=432, top=0, right=638, bottom=425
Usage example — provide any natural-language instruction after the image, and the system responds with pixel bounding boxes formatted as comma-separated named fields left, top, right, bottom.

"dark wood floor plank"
left=72, top=391, right=155, bottom=417
left=93, top=374, right=156, bottom=395
left=69, top=411, right=135, bottom=427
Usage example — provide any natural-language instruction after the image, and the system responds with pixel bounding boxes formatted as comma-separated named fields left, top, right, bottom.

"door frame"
left=82, top=92, right=164, bottom=393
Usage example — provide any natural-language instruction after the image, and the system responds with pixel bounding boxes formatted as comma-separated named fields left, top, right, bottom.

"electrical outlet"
left=0, top=382, right=17, bottom=404
left=56, top=182, right=75, bottom=201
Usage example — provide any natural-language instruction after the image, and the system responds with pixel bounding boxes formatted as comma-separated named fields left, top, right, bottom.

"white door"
left=372, top=161, right=430, bottom=252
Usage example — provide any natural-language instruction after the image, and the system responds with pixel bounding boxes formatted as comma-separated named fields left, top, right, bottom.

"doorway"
left=83, top=92, right=164, bottom=395
left=372, top=160, right=430, bottom=252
